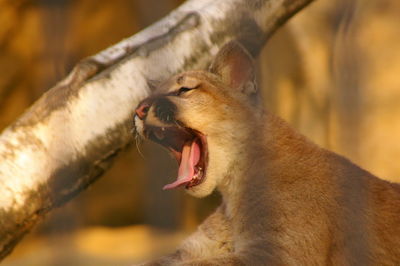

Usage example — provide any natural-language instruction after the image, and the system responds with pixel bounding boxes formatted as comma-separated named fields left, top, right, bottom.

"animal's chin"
left=144, top=123, right=208, bottom=190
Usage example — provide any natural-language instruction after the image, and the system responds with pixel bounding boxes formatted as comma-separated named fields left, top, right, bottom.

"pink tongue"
left=163, top=140, right=201, bottom=190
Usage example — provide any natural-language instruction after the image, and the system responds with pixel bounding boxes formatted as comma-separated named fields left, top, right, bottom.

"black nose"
left=135, top=102, right=150, bottom=120
left=154, top=98, right=176, bottom=123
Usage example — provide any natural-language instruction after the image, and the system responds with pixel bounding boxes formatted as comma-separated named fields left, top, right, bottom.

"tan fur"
left=135, top=42, right=400, bottom=265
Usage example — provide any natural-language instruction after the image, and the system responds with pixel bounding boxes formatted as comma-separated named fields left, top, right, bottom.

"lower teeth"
left=193, top=169, right=202, bottom=180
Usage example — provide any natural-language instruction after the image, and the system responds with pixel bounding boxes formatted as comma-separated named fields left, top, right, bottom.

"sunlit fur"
left=135, top=67, right=262, bottom=198
left=135, top=42, right=400, bottom=265
left=160, top=71, right=261, bottom=198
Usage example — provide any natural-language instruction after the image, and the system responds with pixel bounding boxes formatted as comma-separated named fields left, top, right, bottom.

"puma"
left=133, top=42, right=400, bottom=265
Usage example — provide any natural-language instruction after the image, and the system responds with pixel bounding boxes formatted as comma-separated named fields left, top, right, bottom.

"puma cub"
left=134, top=42, right=400, bottom=265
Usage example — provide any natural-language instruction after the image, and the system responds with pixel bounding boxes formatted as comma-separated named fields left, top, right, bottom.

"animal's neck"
left=217, top=112, right=318, bottom=218
left=217, top=154, right=265, bottom=218
left=216, top=115, right=268, bottom=217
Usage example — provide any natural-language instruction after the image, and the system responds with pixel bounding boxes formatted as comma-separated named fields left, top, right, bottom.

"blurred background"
left=1, top=0, right=400, bottom=265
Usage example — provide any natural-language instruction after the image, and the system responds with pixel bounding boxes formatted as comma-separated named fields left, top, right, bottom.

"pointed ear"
left=209, top=41, right=256, bottom=94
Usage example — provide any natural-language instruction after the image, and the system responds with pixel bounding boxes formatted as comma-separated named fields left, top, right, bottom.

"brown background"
left=1, top=0, right=400, bottom=265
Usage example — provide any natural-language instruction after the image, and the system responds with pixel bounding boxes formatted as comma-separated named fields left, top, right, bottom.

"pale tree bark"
left=0, top=0, right=314, bottom=260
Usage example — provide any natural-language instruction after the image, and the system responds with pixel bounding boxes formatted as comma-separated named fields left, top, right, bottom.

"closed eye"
left=179, top=87, right=192, bottom=94
left=177, top=85, right=199, bottom=96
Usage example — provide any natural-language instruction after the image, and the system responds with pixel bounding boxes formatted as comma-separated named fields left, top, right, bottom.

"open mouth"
left=145, top=124, right=208, bottom=190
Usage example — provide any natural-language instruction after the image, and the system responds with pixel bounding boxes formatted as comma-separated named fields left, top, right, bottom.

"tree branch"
left=0, top=0, right=314, bottom=260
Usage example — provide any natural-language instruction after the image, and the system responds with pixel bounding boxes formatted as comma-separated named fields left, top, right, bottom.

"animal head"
left=134, top=41, right=261, bottom=197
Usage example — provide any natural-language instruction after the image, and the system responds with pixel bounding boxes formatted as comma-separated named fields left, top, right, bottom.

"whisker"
left=135, top=134, right=145, bottom=159
left=174, top=120, right=182, bottom=128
